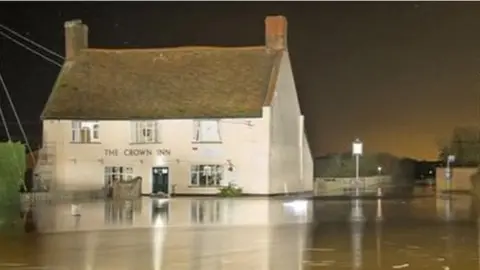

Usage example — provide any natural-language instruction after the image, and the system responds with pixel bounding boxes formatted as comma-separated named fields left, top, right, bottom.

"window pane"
left=191, top=171, right=198, bottom=185
left=155, top=122, right=161, bottom=142
left=93, top=124, right=99, bottom=139
left=199, top=120, right=220, bottom=142
left=199, top=174, right=207, bottom=186
left=207, top=176, right=215, bottom=186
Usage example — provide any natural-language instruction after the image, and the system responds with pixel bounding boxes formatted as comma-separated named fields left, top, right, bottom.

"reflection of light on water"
left=376, top=199, right=383, bottom=221
left=351, top=222, right=363, bottom=270
left=153, top=198, right=169, bottom=209
left=153, top=208, right=166, bottom=270
left=283, top=200, right=308, bottom=217
left=350, top=199, right=365, bottom=222
left=375, top=216, right=383, bottom=268
left=84, top=232, right=98, bottom=270
left=478, top=218, right=480, bottom=270
left=443, top=197, right=454, bottom=221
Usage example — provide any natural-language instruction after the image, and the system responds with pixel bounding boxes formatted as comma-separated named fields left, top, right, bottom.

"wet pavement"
left=0, top=187, right=480, bottom=269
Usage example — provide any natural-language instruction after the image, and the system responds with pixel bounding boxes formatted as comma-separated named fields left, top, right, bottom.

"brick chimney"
left=64, top=19, right=88, bottom=60
left=265, top=15, right=287, bottom=50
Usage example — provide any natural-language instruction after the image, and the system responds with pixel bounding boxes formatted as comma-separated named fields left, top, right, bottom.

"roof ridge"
left=83, top=46, right=268, bottom=53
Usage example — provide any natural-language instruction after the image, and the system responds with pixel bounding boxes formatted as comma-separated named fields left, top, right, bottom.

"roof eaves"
left=41, top=113, right=264, bottom=121
left=263, top=50, right=284, bottom=106
left=40, top=60, right=74, bottom=120
left=83, top=45, right=267, bottom=54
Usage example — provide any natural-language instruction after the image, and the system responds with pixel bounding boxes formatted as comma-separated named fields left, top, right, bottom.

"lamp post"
left=377, top=166, right=382, bottom=175
left=351, top=138, right=365, bottom=222
left=352, top=138, right=363, bottom=195
left=445, top=154, right=455, bottom=193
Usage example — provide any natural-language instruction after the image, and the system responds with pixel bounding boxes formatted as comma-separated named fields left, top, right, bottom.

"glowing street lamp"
left=377, top=166, right=382, bottom=175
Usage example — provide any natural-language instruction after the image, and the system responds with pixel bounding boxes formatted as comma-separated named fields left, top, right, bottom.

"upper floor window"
left=131, top=121, right=161, bottom=144
left=193, top=120, right=221, bottom=143
left=71, top=121, right=100, bottom=143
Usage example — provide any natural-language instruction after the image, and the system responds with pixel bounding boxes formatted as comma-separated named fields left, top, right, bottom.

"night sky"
left=0, top=2, right=479, bottom=160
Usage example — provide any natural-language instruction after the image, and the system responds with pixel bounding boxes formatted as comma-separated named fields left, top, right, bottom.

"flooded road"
left=0, top=189, right=479, bottom=269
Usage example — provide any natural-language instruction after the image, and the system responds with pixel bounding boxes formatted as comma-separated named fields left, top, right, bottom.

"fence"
left=313, top=175, right=392, bottom=196
left=20, top=189, right=106, bottom=206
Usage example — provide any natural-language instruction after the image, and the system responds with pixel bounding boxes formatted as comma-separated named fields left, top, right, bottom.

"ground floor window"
left=104, top=166, right=133, bottom=187
left=190, top=164, right=223, bottom=187
left=190, top=200, right=221, bottom=224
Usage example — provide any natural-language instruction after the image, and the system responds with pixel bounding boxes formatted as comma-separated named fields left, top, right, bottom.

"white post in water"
left=351, top=138, right=365, bottom=222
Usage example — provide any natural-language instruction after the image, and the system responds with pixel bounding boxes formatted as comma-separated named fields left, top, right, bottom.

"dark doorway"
left=152, top=167, right=169, bottom=194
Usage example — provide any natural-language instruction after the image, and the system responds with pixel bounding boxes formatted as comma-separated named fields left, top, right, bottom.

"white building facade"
left=36, top=15, right=314, bottom=195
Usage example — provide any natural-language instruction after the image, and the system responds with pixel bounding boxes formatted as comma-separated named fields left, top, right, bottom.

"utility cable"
left=0, top=24, right=64, bottom=60
left=0, top=31, right=62, bottom=67
left=0, top=67, right=27, bottom=192
left=0, top=90, right=10, bottom=141
left=0, top=68, right=36, bottom=165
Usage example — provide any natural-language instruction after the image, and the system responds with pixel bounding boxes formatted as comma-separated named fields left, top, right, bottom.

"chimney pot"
left=265, top=15, right=288, bottom=50
left=64, top=19, right=88, bottom=60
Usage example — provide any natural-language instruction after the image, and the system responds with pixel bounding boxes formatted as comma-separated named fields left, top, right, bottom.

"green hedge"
left=0, top=142, right=25, bottom=206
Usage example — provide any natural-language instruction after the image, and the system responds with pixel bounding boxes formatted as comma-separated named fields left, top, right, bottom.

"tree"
left=438, top=126, right=480, bottom=166
left=315, top=152, right=394, bottom=178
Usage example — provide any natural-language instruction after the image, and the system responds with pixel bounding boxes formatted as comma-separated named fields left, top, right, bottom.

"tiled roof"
left=42, top=46, right=283, bottom=120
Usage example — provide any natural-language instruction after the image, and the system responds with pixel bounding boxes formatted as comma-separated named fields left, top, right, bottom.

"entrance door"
left=152, top=167, right=169, bottom=194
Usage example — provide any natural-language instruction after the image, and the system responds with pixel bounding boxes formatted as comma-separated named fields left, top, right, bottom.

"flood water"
left=0, top=187, right=479, bottom=269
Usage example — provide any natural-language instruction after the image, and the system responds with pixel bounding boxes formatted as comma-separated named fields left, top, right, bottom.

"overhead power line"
left=0, top=67, right=35, bottom=162
left=0, top=24, right=64, bottom=60
left=0, top=31, right=62, bottom=67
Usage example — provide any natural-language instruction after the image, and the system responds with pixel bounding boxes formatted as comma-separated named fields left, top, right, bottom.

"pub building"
left=34, top=15, right=314, bottom=195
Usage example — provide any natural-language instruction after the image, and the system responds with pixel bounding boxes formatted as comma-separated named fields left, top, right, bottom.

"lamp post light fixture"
left=377, top=166, right=382, bottom=175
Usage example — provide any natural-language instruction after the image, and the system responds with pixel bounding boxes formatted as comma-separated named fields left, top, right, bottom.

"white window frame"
left=131, top=121, right=161, bottom=144
left=104, top=166, right=134, bottom=187
left=190, top=200, right=221, bottom=224
left=190, top=164, right=224, bottom=187
left=192, top=120, right=221, bottom=143
left=71, top=121, right=100, bottom=143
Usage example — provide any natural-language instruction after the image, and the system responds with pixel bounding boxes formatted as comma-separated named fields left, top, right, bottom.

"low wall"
left=435, top=167, right=477, bottom=193
left=314, top=175, right=392, bottom=196
left=20, top=190, right=106, bottom=207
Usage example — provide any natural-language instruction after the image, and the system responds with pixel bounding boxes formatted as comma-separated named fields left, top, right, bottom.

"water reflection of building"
left=104, top=200, right=142, bottom=225
left=436, top=195, right=473, bottom=221
left=306, top=199, right=387, bottom=270
left=190, top=199, right=221, bottom=224
left=32, top=198, right=311, bottom=269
